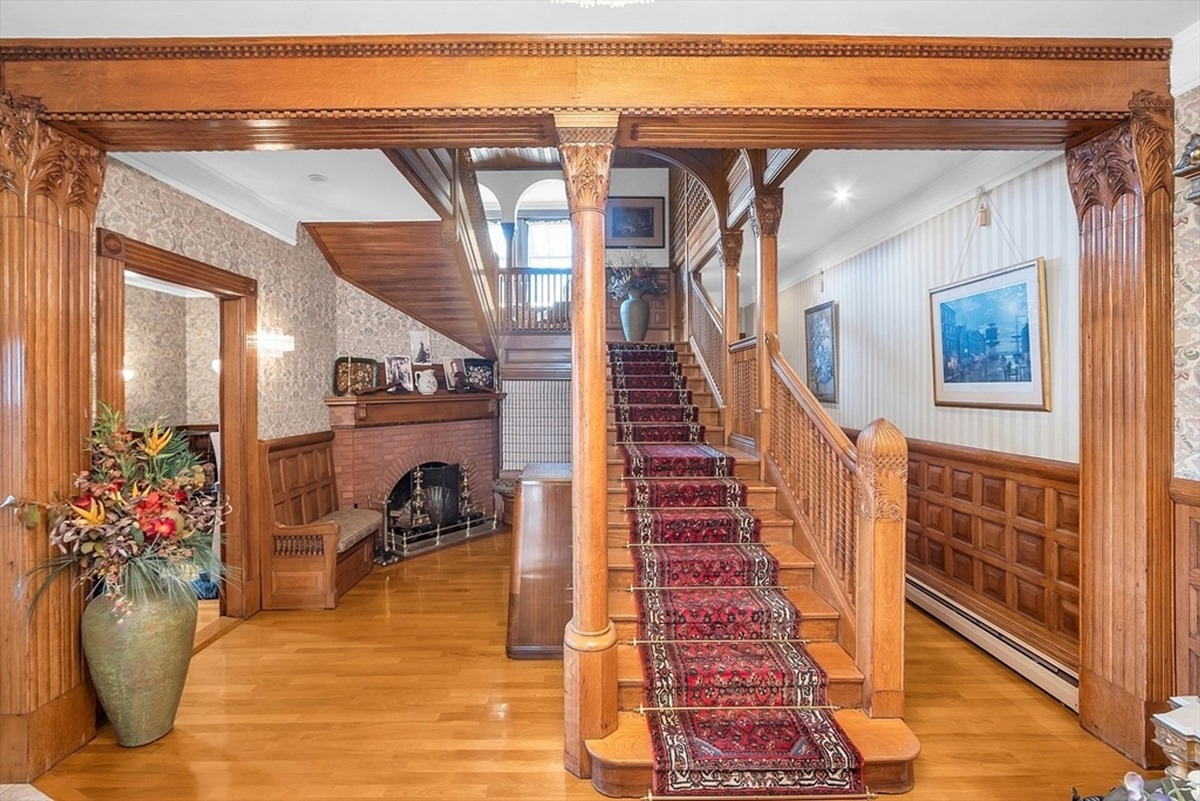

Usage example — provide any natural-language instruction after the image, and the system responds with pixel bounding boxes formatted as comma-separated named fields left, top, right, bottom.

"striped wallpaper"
left=779, top=157, right=1080, bottom=463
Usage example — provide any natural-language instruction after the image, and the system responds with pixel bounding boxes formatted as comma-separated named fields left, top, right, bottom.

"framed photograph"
left=410, top=329, right=432, bottom=365
left=443, top=358, right=465, bottom=391
left=804, top=301, right=838, bottom=403
left=929, top=258, right=1050, bottom=410
left=384, top=355, right=414, bottom=393
left=605, top=197, right=665, bottom=248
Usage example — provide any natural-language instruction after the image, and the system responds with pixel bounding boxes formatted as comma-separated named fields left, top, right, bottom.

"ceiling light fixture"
left=833, top=187, right=851, bottom=205
left=307, top=173, right=329, bottom=183
left=551, top=0, right=654, bottom=7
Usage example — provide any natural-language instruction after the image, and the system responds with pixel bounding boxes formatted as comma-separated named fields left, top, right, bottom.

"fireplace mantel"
left=325, top=392, right=503, bottom=429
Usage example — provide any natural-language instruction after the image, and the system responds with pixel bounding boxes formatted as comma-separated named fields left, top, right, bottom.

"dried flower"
left=3, top=404, right=222, bottom=608
left=606, top=250, right=665, bottom=301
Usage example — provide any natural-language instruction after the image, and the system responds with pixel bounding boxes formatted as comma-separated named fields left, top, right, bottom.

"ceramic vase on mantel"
left=81, top=588, right=198, bottom=747
left=620, top=291, right=650, bottom=342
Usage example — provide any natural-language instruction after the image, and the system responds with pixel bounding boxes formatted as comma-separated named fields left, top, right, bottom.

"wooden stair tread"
left=609, top=586, right=838, bottom=622
left=586, top=710, right=919, bottom=789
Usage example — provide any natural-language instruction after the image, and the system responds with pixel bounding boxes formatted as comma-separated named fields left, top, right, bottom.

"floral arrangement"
left=606, top=250, right=665, bottom=301
left=1095, top=771, right=1200, bottom=801
left=4, top=405, right=221, bottom=608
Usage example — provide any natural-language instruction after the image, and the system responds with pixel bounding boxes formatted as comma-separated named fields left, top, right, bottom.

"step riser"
left=616, top=676, right=863, bottom=710
left=606, top=524, right=793, bottom=548
left=612, top=615, right=837, bottom=643
left=608, top=565, right=814, bottom=592
left=605, top=455, right=754, bottom=480
left=606, top=411, right=721, bottom=427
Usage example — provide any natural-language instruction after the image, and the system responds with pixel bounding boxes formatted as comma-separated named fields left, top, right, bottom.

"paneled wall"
left=903, top=437, right=1081, bottom=670
left=779, top=157, right=1080, bottom=463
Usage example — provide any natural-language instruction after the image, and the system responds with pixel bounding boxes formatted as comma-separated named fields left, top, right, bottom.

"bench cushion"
left=316, top=507, right=382, bottom=553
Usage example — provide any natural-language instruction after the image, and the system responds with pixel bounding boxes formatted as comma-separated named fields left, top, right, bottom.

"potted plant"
left=3, top=404, right=222, bottom=747
left=606, top=250, right=665, bottom=342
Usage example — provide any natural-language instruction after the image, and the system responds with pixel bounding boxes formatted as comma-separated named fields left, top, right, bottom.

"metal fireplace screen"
left=379, top=461, right=492, bottom=561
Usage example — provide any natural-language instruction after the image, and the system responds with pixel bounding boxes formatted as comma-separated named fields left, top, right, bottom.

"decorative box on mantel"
left=325, top=392, right=503, bottom=429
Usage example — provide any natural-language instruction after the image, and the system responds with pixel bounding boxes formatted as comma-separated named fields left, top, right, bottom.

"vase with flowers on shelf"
left=3, top=404, right=222, bottom=748
left=606, top=250, right=665, bottom=342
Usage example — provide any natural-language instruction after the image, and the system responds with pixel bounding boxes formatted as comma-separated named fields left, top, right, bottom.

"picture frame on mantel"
left=605, top=197, right=665, bottom=248
left=929, top=257, right=1050, bottom=411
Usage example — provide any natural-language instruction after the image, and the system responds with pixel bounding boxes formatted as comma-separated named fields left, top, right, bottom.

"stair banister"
left=685, top=270, right=726, bottom=409
left=765, top=336, right=907, bottom=718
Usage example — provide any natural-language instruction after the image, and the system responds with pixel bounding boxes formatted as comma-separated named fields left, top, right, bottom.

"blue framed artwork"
left=804, top=300, right=837, bottom=403
left=929, top=258, right=1050, bottom=410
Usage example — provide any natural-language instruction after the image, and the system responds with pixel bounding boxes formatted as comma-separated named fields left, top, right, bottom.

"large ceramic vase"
left=81, top=588, right=198, bottom=747
left=620, top=291, right=651, bottom=342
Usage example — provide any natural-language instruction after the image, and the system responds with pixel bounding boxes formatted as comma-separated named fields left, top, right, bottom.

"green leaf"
left=19, top=506, right=41, bottom=528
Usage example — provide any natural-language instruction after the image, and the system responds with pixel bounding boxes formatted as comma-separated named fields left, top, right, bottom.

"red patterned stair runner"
left=609, top=342, right=864, bottom=798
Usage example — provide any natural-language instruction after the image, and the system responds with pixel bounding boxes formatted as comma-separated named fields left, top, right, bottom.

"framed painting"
left=804, top=301, right=838, bottom=403
left=929, top=258, right=1050, bottom=410
left=605, top=197, right=665, bottom=248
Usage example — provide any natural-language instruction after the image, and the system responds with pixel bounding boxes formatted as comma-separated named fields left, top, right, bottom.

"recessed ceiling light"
left=833, top=187, right=851, bottom=205
left=307, top=173, right=329, bottom=183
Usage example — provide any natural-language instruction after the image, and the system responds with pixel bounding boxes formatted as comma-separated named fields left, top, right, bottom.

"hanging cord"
left=951, top=188, right=1026, bottom=281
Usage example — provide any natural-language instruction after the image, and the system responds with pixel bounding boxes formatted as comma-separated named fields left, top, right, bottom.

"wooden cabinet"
left=506, top=462, right=572, bottom=659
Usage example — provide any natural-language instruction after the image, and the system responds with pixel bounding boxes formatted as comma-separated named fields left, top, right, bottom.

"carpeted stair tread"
left=616, top=641, right=864, bottom=707
left=586, top=710, right=919, bottom=796
left=609, top=543, right=814, bottom=572
left=610, top=586, right=839, bottom=626
left=606, top=512, right=797, bottom=547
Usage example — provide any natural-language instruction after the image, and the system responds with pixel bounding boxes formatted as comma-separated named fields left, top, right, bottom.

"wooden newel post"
left=855, top=418, right=908, bottom=719
left=557, top=114, right=619, bottom=778
left=720, top=229, right=743, bottom=442
left=751, top=189, right=781, bottom=475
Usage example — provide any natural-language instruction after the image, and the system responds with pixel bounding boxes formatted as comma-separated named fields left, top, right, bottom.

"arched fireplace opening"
left=381, top=460, right=491, bottom=560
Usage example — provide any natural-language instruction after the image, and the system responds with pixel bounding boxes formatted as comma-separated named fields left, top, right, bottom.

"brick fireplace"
left=324, top=394, right=500, bottom=516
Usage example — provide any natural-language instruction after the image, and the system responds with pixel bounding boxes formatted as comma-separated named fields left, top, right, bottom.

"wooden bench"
left=260, top=431, right=381, bottom=610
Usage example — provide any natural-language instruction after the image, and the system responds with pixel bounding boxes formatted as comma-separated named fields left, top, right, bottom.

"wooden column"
left=557, top=115, right=618, bottom=778
left=0, top=93, right=105, bottom=781
left=720, top=229, right=743, bottom=444
left=751, top=189, right=782, bottom=476
left=1065, top=91, right=1175, bottom=766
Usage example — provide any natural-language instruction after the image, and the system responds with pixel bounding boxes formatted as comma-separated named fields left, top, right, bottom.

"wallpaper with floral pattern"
left=123, top=285, right=188, bottom=428
left=99, top=160, right=454, bottom=439
left=186, top=296, right=220, bottom=426
left=1177, top=86, right=1200, bottom=480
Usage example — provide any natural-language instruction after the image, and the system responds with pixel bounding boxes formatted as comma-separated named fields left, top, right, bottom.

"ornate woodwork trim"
left=1065, top=91, right=1173, bottom=219
left=557, top=127, right=617, bottom=214
left=719, top=230, right=744, bottom=272
left=750, top=189, right=784, bottom=239
left=856, top=422, right=909, bottom=525
left=0, top=37, right=1171, bottom=62
left=0, top=92, right=104, bottom=218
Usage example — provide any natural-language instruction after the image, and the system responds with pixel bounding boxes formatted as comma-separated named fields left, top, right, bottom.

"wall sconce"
left=211, top=359, right=222, bottom=374
left=1175, top=133, right=1200, bottom=207
left=120, top=368, right=135, bottom=382
left=255, top=330, right=295, bottom=359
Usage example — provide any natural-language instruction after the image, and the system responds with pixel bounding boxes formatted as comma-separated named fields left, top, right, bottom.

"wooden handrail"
left=762, top=336, right=907, bottom=718
left=767, top=337, right=856, bottom=471
left=687, top=273, right=726, bottom=408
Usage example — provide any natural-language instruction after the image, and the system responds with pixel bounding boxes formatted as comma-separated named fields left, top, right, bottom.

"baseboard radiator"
left=906, top=577, right=1079, bottom=711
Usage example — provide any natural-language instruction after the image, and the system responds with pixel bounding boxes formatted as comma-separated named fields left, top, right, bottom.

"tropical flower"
left=606, top=249, right=665, bottom=301
left=4, top=404, right=221, bottom=608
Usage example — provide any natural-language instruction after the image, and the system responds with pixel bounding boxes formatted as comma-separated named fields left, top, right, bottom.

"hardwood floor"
left=35, top=531, right=1142, bottom=801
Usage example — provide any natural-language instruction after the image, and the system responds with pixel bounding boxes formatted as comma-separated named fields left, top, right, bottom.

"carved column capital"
left=750, top=188, right=784, bottom=239
left=557, top=126, right=617, bottom=214
left=1, top=91, right=105, bottom=219
left=719, top=229, right=744, bottom=272
left=1065, top=91, right=1173, bottom=222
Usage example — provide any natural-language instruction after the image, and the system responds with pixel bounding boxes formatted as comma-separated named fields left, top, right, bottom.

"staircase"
left=585, top=341, right=919, bottom=798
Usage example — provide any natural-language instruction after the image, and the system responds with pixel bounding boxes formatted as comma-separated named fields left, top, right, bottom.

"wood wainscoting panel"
left=1174, top=478, right=1200, bottom=695
left=900, top=436, right=1081, bottom=670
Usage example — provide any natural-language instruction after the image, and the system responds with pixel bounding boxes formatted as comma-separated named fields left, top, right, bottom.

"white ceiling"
left=6, top=1, right=1198, bottom=292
